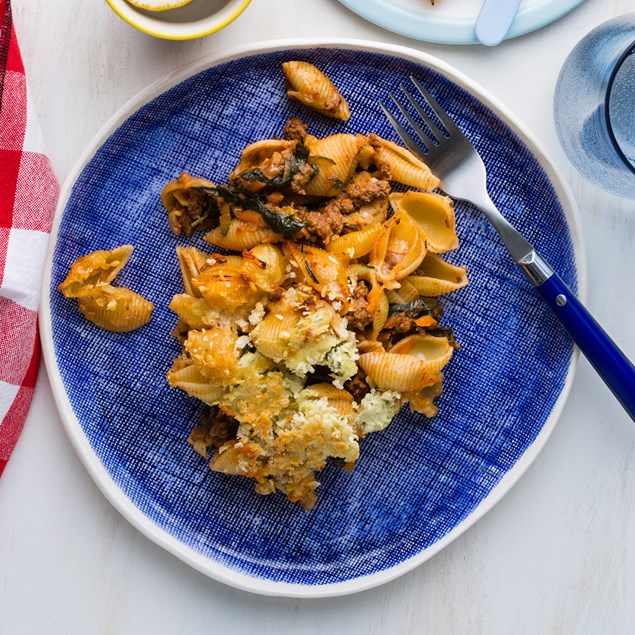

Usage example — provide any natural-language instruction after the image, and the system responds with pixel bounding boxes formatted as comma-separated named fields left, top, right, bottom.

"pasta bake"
left=163, top=115, right=467, bottom=509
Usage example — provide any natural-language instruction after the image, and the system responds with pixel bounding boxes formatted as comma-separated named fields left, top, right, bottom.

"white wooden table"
left=2, top=0, right=634, bottom=633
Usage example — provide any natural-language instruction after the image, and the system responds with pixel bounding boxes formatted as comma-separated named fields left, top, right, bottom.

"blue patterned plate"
left=41, top=40, right=584, bottom=597
left=338, top=0, right=587, bottom=45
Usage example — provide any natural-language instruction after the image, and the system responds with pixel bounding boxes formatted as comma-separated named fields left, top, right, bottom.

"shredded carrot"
left=415, top=315, right=437, bottom=328
left=367, top=284, right=382, bottom=314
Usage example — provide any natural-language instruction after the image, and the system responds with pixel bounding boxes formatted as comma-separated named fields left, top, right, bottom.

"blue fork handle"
left=535, top=273, right=635, bottom=421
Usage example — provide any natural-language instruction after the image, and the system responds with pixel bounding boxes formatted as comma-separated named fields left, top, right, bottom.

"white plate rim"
left=337, top=0, right=588, bottom=45
left=40, top=37, right=586, bottom=598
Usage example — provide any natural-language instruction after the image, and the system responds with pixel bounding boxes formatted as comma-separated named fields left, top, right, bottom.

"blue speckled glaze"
left=49, top=49, right=577, bottom=586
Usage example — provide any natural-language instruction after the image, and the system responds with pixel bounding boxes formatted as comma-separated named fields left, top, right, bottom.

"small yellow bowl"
left=106, top=0, right=252, bottom=40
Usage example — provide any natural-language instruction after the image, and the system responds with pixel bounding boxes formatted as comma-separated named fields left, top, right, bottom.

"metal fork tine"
left=398, top=84, right=445, bottom=142
left=409, top=76, right=459, bottom=133
left=379, top=102, right=430, bottom=159
left=389, top=92, right=438, bottom=151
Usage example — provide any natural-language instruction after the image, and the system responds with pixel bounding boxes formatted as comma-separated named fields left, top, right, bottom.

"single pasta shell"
left=192, top=277, right=257, bottom=312
left=231, top=139, right=293, bottom=177
left=77, top=286, right=153, bottom=332
left=370, top=136, right=440, bottom=191
left=389, top=334, right=453, bottom=375
left=369, top=211, right=427, bottom=287
left=162, top=173, right=220, bottom=236
left=205, top=219, right=282, bottom=251
left=282, top=61, right=350, bottom=121
left=58, top=245, right=133, bottom=298
left=326, top=223, right=382, bottom=259
left=407, top=253, right=468, bottom=296
left=161, top=173, right=216, bottom=213
left=251, top=311, right=300, bottom=360
left=387, top=234, right=426, bottom=280
left=390, top=191, right=458, bottom=253
left=305, top=134, right=360, bottom=196
left=166, top=360, right=224, bottom=406
left=358, top=352, right=440, bottom=391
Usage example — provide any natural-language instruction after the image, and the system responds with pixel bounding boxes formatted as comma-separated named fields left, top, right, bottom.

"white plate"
left=338, top=0, right=588, bottom=44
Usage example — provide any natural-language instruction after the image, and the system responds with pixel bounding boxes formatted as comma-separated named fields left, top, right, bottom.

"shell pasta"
left=59, top=245, right=154, bottom=332
left=163, top=112, right=467, bottom=509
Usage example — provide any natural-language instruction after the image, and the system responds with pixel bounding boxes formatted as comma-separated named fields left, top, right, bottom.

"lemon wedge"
left=127, top=0, right=193, bottom=10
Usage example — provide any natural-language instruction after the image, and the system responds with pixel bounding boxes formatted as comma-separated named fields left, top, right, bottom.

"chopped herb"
left=190, top=213, right=209, bottom=229
left=197, top=195, right=223, bottom=228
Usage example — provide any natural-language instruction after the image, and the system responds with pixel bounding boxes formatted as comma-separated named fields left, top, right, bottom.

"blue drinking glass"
left=554, top=13, right=635, bottom=198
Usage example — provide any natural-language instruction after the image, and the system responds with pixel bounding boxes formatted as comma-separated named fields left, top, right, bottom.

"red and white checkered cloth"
left=0, top=0, right=59, bottom=477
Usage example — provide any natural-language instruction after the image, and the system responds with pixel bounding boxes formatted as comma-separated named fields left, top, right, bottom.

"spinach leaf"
left=193, top=186, right=268, bottom=214
left=192, top=185, right=242, bottom=206
left=260, top=207, right=305, bottom=236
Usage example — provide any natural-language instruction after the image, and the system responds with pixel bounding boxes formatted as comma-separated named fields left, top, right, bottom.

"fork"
left=380, top=77, right=635, bottom=422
